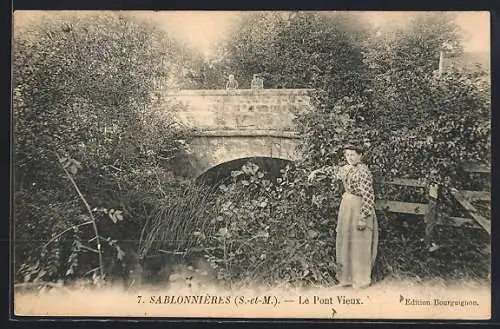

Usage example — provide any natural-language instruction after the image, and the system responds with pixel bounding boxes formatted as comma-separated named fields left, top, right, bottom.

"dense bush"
left=13, top=13, right=194, bottom=284
left=198, top=162, right=337, bottom=286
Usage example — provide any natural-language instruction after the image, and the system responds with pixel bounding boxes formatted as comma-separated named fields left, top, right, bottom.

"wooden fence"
left=375, top=162, right=491, bottom=238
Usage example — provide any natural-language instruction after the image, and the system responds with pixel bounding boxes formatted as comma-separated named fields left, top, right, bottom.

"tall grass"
left=138, top=183, right=218, bottom=258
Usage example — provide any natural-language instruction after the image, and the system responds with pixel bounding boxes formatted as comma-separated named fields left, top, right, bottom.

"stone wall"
left=164, top=89, right=312, bottom=132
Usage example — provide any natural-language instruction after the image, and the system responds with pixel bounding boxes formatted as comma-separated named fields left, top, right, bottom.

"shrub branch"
left=55, top=152, right=104, bottom=280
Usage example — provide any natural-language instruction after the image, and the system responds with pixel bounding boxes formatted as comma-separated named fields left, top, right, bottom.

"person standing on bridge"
left=308, top=142, right=379, bottom=289
left=226, top=74, right=239, bottom=90
left=251, top=74, right=264, bottom=89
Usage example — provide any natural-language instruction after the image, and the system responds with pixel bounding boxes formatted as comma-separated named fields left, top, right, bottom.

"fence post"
left=424, top=183, right=439, bottom=245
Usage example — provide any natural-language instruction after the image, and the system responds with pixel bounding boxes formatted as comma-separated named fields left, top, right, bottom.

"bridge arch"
left=187, top=132, right=301, bottom=179
left=159, top=88, right=313, bottom=180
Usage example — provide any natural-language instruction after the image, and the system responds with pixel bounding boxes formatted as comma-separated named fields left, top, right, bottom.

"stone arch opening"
left=195, top=156, right=294, bottom=186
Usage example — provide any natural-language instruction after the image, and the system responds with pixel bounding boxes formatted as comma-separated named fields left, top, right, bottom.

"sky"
left=15, top=11, right=490, bottom=57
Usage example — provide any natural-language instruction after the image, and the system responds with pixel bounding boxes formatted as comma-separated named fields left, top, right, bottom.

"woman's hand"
left=356, top=220, right=367, bottom=231
left=308, top=165, right=339, bottom=183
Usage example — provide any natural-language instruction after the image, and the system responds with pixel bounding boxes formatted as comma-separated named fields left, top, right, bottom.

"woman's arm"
left=307, top=165, right=340, bottom=182
left=357, top=166, right=376, bottom=230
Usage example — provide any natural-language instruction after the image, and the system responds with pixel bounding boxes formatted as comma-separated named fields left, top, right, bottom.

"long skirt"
left=335, top=192, right=379, bottom=288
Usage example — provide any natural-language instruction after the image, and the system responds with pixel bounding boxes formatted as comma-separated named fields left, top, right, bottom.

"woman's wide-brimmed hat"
left=342, top=140, right=371, bottom=153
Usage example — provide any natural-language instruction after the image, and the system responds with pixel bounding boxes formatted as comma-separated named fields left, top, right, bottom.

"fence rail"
left=450, top=189, right=490, bottom=235
left=375, top=200, right=428, bottom=215
left=375, top=161, right=490, bottom=236
left=462, top=163, right=491, bottom=173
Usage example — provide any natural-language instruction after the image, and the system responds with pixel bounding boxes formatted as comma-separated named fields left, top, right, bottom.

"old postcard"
left=12, top=10, right=491, bottom=320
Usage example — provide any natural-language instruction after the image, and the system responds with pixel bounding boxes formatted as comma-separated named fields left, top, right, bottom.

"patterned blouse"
left=327, top=164, right=376, bottom=222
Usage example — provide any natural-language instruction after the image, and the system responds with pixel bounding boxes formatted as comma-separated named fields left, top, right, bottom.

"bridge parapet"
left=162, top=88, right=313, bottom=133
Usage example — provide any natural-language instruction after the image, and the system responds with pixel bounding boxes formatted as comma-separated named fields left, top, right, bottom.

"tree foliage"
left=13, top=13, right=193, bottom=283
left=195, top=12, right=370, bottom=94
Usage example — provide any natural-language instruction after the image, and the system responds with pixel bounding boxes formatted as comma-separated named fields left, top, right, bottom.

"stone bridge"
left=162, top=89, right=313, bottom=180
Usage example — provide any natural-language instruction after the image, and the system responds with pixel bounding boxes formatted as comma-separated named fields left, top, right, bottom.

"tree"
left=218, top=12, right=371, bottom=95
left=361, top=13, right=464, bottom=129
left=13, top=12, right=193, bottom=283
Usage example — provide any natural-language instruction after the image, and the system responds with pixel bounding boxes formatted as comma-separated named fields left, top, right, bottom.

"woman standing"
left=308, top=143, right=379, bottom=289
